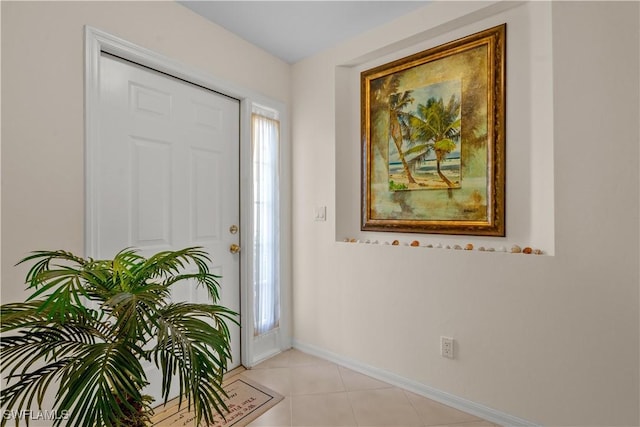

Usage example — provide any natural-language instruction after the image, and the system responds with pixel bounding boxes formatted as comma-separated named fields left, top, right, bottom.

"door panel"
left=131, top=137, right=172, bottom=246
left=191, top=149, right=222, bottom=242
left=97, top=53, right=241, bottom=402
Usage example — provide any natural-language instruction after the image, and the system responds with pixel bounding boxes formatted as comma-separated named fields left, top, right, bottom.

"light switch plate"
left=314, top=206, right=326, bottom=221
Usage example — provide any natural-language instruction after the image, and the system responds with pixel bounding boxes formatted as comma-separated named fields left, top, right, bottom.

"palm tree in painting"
left=407, top=95, right=461, bottom=188
left=389, top=91, right=416, bottom=185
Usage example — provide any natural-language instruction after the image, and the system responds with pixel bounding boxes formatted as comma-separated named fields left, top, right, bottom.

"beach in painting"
left=388, top=157, right=461, bottom=190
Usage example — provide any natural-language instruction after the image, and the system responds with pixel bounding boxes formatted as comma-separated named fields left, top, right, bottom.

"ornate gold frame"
left=361, top=24, right=506, bottom=236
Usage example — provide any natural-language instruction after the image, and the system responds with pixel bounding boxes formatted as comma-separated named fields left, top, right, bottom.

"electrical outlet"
left=441, top=336, right=454, bottom=359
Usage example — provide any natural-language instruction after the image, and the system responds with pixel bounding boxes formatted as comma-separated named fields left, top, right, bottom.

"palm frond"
left=18, top=250, right=89, bottom=284
left=162, top=272, right=221, bottom=301
left=0, top=360, right=70, bottom=426
left=136, top=247, right=210, bottom=279
left=151, top=302, right=235, bottom=423
left=434, top=138, right=458, bottom=153
left=0, top=317, right=113, bottom=426
left=404, top=143, right=432, bottom=157
left=56, top=342, right=148, bottom=427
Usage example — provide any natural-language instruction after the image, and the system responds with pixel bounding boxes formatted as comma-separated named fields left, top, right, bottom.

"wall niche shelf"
left=333, top=3, right=556, bottom=255
left=340, top=238, right=547, bottom=255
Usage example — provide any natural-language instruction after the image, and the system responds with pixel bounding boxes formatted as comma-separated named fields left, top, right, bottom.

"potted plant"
left=0, top=247, right=237, bottom=426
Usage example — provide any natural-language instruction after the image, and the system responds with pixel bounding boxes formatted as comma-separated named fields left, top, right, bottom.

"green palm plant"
left=0, top=247, right=238, bottom=427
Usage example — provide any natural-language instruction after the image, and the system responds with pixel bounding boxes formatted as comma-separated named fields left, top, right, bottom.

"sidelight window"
left=251, top=106, right=280, bottom=336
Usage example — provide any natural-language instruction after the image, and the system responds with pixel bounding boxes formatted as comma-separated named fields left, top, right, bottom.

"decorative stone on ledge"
left=342, top=238, right=545, bottom=255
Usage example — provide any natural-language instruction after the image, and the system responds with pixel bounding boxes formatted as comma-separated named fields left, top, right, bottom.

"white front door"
left=95, top=53, right=241, bottom=401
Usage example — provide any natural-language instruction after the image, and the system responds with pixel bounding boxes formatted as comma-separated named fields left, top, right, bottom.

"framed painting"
left=361, top=24, right=506, bottom=236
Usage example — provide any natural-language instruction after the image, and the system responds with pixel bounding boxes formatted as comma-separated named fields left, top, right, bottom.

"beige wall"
left=2, top=1, right=639, bottom=425
left=291, top=1, right=639, bottom=425
left=1, top=1, right=290, bottom=303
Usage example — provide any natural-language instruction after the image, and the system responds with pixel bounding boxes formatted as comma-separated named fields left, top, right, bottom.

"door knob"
left=229, top=244, right=241, bottom=254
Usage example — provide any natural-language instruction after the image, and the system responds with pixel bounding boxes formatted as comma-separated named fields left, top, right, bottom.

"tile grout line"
left=337, top=364, right=361, bottom=427
left=287, top=358, right=293, bottom=427
left=402, top=388, right=429, bottom=427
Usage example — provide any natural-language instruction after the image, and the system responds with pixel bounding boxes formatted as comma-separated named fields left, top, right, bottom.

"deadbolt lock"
left=229, top=225, right=239, bottom=234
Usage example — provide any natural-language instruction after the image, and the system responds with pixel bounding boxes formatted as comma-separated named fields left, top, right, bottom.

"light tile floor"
left=244, top=349, right=499, bottom=427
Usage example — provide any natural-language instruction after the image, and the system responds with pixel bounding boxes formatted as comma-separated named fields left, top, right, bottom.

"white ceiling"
left=178, top=1, right=429, bottom=63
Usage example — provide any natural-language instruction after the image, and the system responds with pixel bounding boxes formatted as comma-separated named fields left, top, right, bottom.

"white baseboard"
left=292, top=339, right=539, bottom=427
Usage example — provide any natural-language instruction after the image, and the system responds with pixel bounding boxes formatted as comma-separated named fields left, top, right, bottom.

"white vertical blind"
left=252, top=109, right=280, bottom=336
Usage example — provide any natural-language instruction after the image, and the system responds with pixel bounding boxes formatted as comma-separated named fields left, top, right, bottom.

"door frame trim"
left=84, top=26, right=291, bottom=367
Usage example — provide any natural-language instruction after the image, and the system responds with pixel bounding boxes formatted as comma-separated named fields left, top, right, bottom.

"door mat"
left=151, top=375, right=284, bottom=426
